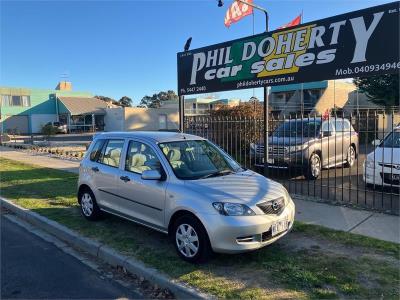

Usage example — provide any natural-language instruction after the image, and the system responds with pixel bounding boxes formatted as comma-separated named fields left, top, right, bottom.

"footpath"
left=1, top=146, right=398, bottom=243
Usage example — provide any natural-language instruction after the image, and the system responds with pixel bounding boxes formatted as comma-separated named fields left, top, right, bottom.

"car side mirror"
left=371, top=139, right=381, bottom=146
left=141, top=169, right=162, bottom=180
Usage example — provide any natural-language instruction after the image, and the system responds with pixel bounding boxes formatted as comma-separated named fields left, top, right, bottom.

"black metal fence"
left=185, top=109, right=400, bottom=215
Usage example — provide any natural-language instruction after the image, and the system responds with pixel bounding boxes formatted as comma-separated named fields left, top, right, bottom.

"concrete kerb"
left=0, top=197, right=208, bottom=299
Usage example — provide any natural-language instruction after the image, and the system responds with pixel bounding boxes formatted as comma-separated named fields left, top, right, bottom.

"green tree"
left=353, top=74, right=399, bottom=107
left=139, top=90, right=178, bottom=108
left=119, top=96, right=133, bottom=107
left=94, top=95, right=120, bottom=106
left=211, top=99, right=264, bottom=118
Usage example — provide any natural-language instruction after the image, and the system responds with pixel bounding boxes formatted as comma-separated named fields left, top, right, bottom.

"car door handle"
left=91, top=166, right=99, bottom=172
left=120, top=176, right=130, bottom=182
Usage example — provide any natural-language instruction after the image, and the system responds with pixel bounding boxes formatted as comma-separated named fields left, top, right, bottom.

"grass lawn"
left=1, top=157, right=399, bottom=299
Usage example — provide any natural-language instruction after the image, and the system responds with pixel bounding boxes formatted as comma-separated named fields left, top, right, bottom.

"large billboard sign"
left=177, top=2, right=399, bottom=96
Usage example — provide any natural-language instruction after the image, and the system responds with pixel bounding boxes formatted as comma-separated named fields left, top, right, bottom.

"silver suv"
left=78, top=132, right=295, bottom=262
left=251, top=118, right=358, bottom=179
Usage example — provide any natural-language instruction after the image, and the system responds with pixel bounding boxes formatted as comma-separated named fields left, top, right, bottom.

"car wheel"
left=79, top=188, right=102, bottom=221
left=304, top=153, right=321, bottom=180
left=172, top=215, right=212, bottom=263
left=345, top=146, right=356, bottom=168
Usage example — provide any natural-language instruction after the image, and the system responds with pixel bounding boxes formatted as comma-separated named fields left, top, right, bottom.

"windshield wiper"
left=199, top=169, right=235, bottom=179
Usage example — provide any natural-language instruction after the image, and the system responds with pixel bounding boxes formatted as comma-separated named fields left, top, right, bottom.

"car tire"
left=78, top=188, right=102, bottom=221
left=172, top=215, right=212, bottom=263
left=304, top=153, right=321, bottom=180
left=345, top=146, right=356, bottom=168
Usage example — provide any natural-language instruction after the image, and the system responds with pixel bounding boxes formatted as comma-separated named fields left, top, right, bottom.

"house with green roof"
left=0, top=81, right=108, bottom=134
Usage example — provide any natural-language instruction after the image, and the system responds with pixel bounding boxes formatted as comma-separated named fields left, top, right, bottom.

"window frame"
left=321, top=120, right=335, bottom=136
left=124, top=139, right=165, bottom=176
left=158, top=139, right=241, bottom=180
left=96, top=139, right=125, bottom=168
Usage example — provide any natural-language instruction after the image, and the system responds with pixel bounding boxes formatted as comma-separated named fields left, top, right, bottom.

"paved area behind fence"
left=1, top=146, right=398, bottom=243
left=0, top=146, right=80, bottom=173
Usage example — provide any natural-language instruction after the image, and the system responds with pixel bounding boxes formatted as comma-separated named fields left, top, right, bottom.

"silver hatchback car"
left=78, top=132, right=295, bottom=262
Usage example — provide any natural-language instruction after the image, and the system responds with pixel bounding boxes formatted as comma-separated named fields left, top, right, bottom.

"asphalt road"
left=1, top=215, right=141, bottom=299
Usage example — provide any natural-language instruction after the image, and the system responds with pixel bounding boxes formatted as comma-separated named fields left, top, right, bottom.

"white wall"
left=104, top=108, right=125, bottom=131
left=124, top=107, right=179, bottom=131
left=104, top=107, right=179, bottom=132
left=30, top=114, right=57, bottom=133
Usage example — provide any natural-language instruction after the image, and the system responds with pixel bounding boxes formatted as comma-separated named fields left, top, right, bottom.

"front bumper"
left=199, top=199, right=295, bottom=253
left=364, top=164, right=400, bottom=187
left=251, top=151, right=305, bottom=168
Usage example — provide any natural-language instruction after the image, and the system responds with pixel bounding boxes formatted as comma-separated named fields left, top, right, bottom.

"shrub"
left=41, top=124, right=57, bottom=140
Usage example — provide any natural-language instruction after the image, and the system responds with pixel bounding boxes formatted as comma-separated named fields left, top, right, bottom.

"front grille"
left=269, top=146, right=286, bottom=156
left=254, top=145, right=264, bottom=155
left=378, top=163, right=400, bottom=170
left=257, top=197, right=285, bottom=215
left=254, top=145, right=286, bottom=155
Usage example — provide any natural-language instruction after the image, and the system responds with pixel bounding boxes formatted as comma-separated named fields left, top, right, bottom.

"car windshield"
left=273, top=120, right=321, bottom=137
left=380, top=131, right=400, bottom=148
left=159, top=140, right=243, bottom=180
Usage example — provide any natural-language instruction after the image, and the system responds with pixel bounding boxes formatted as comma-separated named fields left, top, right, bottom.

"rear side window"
left=89, top=140, right=105, bottom=161
left=98, top=139, right=125, bottom=168
left=335, top=120, right=344, bottom=132
left=321, top=121, right=334, bottom=133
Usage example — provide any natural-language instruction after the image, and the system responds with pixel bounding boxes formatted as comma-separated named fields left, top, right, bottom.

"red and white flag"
left=278, top=14, right=302, bottom=29
left=224, top=0, right=253, bottom=28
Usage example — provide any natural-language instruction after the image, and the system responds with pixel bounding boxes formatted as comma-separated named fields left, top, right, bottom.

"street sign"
left=177, top=1, right=400, bottom=96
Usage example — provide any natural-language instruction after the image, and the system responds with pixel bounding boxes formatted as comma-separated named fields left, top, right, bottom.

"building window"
left=0, top=95, right=30, bottom=107
left=22, top=96, right=31, bottom=107
left=1, top=95, right=10, bottom=106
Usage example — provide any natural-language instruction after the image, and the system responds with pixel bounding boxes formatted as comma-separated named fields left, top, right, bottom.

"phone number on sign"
left=183, top=86, right=207, bottom=94
left=336, top=62, right=400, bottom=76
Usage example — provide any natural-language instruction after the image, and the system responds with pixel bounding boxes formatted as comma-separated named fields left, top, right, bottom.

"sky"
left=0, top=0, right=393, bottom=105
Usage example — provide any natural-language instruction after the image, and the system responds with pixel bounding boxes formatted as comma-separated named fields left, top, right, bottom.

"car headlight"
left=287, top=144, right=306, bottom=153
left=212, top=202, right=255, bottom=216
left=365, top=160, right=374, bottom=169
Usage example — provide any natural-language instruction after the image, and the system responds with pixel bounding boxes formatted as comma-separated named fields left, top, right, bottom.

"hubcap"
left=347, top=147, right=355, bottom=166
left=176, top=224, right=199, bottom=258
left=311, top=154, right=321, bottom=177
left=81, top=193, right=93, bottom=216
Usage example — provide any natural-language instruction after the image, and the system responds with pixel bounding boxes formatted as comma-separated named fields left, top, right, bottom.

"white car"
left=364, top=126, right=400, bottom=188
left=46, top=121, right=68, bottom=134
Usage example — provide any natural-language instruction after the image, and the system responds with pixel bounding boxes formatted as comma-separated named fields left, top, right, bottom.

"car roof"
left=93, top=131, right=205, bottom=143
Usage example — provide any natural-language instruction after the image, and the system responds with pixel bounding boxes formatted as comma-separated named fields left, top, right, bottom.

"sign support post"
left=235, top=0, right=270, bottom=176
left=179, top=37, right=192, bottom=132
